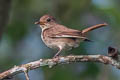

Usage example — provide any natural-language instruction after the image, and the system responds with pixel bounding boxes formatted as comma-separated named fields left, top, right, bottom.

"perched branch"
left=0, top=55, right=120, bottom=79
left=82, top=23, right=108, bottom=34
left=0, top=47, right=119, bottom=80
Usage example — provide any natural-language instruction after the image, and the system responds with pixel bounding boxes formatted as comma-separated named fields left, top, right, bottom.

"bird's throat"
left=40, top=25, right=50, bottom=31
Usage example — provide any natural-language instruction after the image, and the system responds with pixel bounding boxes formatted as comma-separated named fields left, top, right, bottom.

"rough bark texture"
left=0, top=54, right=120, bottom=80
left=0, top=47, right=119, bottom=80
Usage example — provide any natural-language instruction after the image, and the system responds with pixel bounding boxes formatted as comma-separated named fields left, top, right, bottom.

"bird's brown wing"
left=47, top=24, right=89, bottom=40
left=49, top=30, right=87, bottom=39
left=49, top=31, right=92, bottom=42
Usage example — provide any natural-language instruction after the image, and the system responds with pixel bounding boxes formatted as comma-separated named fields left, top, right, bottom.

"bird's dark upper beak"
left=34, top=21, right=45, bottom=25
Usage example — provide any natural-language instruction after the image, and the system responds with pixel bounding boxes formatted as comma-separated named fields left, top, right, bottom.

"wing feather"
left=49, top=31, right=87, bottom=39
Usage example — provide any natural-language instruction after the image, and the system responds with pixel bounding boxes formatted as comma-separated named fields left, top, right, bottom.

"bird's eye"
left=47, top=18, right=51, bottom=22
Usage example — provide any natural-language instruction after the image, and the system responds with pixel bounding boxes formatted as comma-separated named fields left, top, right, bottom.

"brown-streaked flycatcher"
left=35, top=14, right=107, bottom=57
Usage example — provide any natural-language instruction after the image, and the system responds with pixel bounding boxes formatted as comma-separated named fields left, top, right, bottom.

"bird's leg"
left=53, top=46, right=62, bottom=58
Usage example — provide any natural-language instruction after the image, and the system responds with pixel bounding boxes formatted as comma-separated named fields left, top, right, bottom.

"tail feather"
left=84, top=38, right=93, bottom=42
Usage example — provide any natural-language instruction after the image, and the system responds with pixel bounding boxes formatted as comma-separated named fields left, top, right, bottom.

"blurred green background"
left=0, top=0, right=120, bottom=80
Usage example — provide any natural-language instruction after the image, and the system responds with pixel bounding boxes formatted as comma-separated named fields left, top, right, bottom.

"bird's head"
left=35, top=14, right=56, bottom=30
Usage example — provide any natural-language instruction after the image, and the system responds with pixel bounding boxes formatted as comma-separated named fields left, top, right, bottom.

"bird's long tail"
left=84, top=38, right=92, bottom=42
left=82, top=23, right=108, bottom=34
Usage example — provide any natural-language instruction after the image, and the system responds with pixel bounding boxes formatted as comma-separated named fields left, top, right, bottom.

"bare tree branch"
left=0, top=47, right=119, bottom=80
left=0, top=54, right=120, bottom=80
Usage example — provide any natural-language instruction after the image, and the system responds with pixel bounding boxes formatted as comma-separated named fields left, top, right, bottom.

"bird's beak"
left=35, top=21, right=40, bottom=24
left=34, top=21, right=45, bottom=25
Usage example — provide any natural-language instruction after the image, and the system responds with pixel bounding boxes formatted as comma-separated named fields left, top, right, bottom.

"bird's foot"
left=53, top=55, right=60, bottom=58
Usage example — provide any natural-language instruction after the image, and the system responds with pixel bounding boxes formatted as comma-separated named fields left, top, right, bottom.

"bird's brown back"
left=43, top=23, right=83, bottom=38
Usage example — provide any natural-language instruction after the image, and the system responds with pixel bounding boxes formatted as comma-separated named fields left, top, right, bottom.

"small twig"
left=108, top=46, right=118, bottom=59
left=24, top=70, right=30, bottom=80
left=82, top=23, right=108, bottom=34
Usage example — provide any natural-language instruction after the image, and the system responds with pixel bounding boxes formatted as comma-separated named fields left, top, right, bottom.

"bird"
left=35, top=14, right=107, bottom=58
